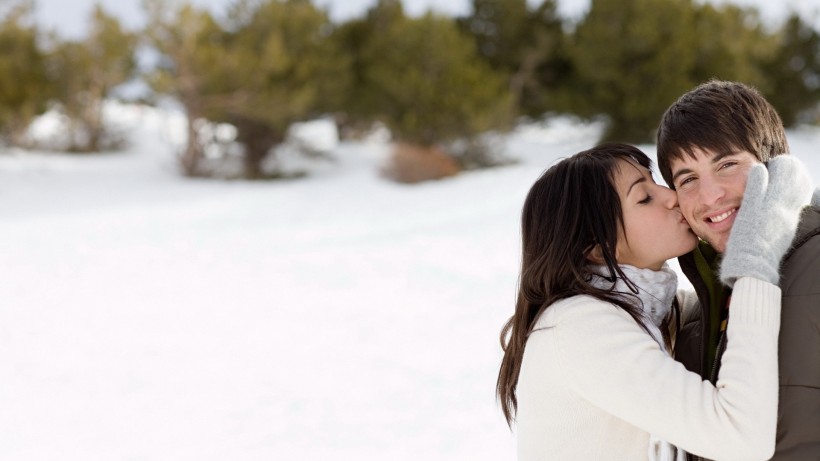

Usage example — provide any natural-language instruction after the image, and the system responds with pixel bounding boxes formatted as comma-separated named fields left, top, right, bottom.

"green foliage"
left=463, top=0, right=532, bottom=72
left=334, top=0, right=514, bottom=152
left=570, top=0, right=698, bottom=143
left=1, top=0, right=818, bottom=170
left=761, top=13, right=820, bottom=126
left=359, top=9, right=513, bottom=147
left=144, top=0, right=350, bottom=178
left=0, top=1, right=51, bottom=146
left=143, top=0, right=238, bottom=175
left=689, top=4, right=776, bottom=87
left=50, top=5, right=137, bottom=152
left=460, top=0, right=571, bottom=117
left=332, top=1, right=404, bottom=131
left=218, top=0, right=350, bottom=131
left=143, top=0, right=225, bottom=109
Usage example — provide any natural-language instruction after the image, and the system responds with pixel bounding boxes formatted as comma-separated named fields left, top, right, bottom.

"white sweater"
left=515, top=277, right=781, bottom=461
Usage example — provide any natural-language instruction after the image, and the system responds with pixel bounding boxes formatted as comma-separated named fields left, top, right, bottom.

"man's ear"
left=586, top=244, right=606, bottom=265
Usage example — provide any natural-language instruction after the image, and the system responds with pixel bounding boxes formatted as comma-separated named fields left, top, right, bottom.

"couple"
left=497, top=80, right=820, bottom=461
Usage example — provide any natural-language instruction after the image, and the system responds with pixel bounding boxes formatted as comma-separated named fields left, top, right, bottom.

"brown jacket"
left=675, top=205, right=820, bottom=461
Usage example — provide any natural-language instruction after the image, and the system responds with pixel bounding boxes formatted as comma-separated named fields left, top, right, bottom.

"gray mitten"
left=719, top=155, right=814, bottom=287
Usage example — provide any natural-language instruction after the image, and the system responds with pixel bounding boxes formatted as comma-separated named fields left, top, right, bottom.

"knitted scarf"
left=588, top=263, right=687, bottom=461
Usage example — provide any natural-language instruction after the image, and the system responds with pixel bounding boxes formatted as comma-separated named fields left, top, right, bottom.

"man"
left=656, top=80, right=820, bottom=461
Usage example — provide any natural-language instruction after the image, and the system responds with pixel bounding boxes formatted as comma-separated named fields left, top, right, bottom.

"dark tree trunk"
left=181, top=115, right=204, bottom=177
left=233, top=117, right=282, bottom=180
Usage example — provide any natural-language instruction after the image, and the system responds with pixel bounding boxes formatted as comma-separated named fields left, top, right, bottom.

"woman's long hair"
left=496, top=143, right=656, bottom=426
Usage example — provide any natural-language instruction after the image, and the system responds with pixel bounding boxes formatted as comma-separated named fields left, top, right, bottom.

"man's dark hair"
left=656, top=80, right=788, bottom=188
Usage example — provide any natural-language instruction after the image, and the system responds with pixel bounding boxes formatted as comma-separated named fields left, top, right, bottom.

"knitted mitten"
left=719, top=155, right=813, bottom=287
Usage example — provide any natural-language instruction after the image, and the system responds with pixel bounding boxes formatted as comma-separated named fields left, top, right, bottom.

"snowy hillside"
left=0, top=103, right=818, bottom=460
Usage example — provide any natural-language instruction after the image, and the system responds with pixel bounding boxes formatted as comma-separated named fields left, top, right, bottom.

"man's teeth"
left=709, top=209, right=736, bottom=223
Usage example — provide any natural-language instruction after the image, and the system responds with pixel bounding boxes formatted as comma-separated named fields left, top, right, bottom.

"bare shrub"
left=446, top=136, right=515, bottom=170
left=381, top=143, right=460, bottom=184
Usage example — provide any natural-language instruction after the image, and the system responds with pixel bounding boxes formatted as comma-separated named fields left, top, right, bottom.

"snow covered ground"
left=0, top=103, right=818, bottom=460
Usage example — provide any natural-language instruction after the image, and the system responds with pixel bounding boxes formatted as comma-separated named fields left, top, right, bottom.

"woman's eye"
left=638, top=195, right=652, bottom=204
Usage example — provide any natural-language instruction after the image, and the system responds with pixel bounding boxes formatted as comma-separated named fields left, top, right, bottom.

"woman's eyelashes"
left=638, top=195, right=653, bottom=205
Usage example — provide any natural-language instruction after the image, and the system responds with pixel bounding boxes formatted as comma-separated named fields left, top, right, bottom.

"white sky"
left=16, top=0, right=820, bottom=39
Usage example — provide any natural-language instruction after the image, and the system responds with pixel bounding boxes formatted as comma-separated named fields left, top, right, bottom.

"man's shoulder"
left=787, top=205, right=820, bottom=256
left=781, top=205, right=820, bottom=294
left=797, top=204, right=820, bottom=237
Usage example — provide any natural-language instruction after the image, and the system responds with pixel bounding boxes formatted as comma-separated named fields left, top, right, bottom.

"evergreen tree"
left=332, top=0, right=404, bottom=135
left=762, top=13, right=820, bottom=126
left=570, top=0, right=697, bottom=143
left=143, top=0, right=244, bottom=176
left=523, top=1, right=575, bottom=117
left=460, top=0, right=571, bottom=117
left=361, top=9, right=512, bottom=158
left=214, top=0, right=351, bottom=179
left=463, top=0, right=531, bottom=72
left=331, top=17, right=371, bottom=135
left=0, top=2, right=51, bottom=147
left=689, top=4, right=775, bottom=88
left=145, top=0, right=350, bottom=179
left=51, top=5, right=137, bottom=152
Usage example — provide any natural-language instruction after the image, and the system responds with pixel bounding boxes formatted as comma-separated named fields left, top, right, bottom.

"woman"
left=496, top=143, right=811, bottom=461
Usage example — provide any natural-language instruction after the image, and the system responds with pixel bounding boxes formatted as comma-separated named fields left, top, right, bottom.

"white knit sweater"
left=515, top=277, right=781, bottom=461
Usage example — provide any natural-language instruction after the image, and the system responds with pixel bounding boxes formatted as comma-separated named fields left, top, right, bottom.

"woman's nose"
left=658, top=185, right=679, bottom=209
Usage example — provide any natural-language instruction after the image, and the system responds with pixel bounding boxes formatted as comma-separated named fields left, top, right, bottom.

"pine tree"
left=689, top=4, right=775, bottom=89
left=0, top=2, right=51, bottom=147
left=762, top=13, right=820, bottom=126
left=460, top=0, right=571, bottom=117
left=213, top=0, right=351, bottom=179
left=523, top=0, right=575, bottom=117
left=570, top=0, right=698, bottom=143
left=332, top=0, right=405, bottom=136
left=145, top=0, right=350, bottom=179
left=51, top=5, right=137, bottom=152
left=463, top=0, right=531, bottom=72
left=144, top=0, right=240, bottom=176
left=360, top=9, right=512, bottom=154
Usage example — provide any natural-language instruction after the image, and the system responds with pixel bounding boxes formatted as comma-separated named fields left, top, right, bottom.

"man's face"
left=669, top=147, right=761, bottom=253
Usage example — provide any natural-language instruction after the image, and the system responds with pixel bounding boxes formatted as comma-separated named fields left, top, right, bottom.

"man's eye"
left=720, top=161, right=738, bottom=170
left=678, top=177, right=694, bottom=188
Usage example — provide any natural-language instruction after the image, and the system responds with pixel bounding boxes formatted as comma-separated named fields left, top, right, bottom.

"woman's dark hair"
left=496, top=143, right=657, bottom=426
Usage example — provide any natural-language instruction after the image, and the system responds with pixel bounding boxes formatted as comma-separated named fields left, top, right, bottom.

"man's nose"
left=698, top=176, right=726, bottom=205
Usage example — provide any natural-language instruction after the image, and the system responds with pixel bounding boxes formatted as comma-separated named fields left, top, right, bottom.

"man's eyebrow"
left=671, top=167, right=692, bottom=184
left=627, top=176, right=646, bottom=196
left=711, top=150, right=741, bottom=164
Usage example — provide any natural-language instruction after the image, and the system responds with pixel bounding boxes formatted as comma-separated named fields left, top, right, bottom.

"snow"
left=1, top=102, right=819, bottom=460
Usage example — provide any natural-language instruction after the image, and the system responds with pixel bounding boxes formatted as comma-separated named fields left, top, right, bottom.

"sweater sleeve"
left=547, top=277, right=780, bottom=461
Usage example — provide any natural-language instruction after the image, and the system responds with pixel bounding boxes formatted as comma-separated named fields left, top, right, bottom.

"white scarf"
left=588, top=263, right=687, bottom=461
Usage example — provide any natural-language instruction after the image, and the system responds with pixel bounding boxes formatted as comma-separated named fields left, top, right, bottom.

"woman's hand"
left=719, top=155, right=813, bottom=287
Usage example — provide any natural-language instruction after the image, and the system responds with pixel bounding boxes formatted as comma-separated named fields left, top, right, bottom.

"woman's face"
left=612, top=159, right=698, bottom=270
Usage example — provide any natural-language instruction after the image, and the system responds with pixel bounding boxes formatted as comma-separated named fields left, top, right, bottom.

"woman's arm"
left=545, top=278, right=779, bottom=461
